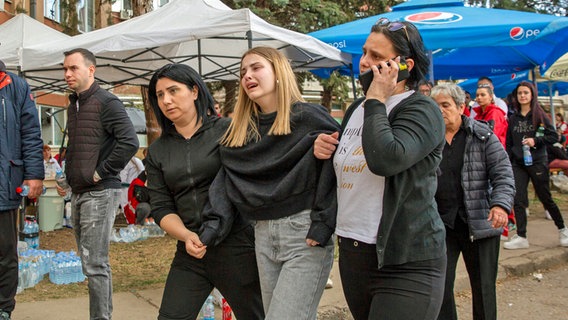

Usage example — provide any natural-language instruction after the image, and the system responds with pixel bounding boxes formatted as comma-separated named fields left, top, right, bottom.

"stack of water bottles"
left=49, top=251, right=86, bottom=285
left=17, top=248, right=56, bottom=293
left=21, top=216, right=40, bottom=249
left=111, top=218, right=165, bottom=243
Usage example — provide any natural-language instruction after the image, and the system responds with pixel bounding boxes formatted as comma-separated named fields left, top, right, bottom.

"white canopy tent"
left=0, top=14, right=70, bottom=75
left=21, top=0, right=350, bottom=92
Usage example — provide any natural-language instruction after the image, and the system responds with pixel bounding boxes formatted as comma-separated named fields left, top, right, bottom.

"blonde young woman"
left=200, top=46, right=340, bottom=320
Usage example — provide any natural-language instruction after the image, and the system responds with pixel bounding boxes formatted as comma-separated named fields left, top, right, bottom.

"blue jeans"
left=71, top=189, right=120, bottom=320
left=254, top=210, right=334, bottom=320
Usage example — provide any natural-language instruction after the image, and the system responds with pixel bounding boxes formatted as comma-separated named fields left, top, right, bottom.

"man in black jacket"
left=56, top=48, right=138, bottom=320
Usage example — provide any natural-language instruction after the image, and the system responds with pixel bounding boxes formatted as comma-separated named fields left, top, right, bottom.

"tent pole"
left=198, top=39, right=202, bottom=75
left=428, top=50, right=434, bottom=85
left=549, top=81, right=556, bottom=128
left=247, top=30, right=253, bottom=49
left=350, top=63, right=357, bottom=99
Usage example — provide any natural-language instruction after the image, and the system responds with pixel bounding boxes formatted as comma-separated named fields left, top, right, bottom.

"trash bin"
left=38, top=188, right=64, bottom=232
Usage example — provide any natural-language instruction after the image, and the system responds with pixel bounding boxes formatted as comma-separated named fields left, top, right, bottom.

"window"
left=44, top=0, right=61, bottom=22
left=39, top=105, right=66, bottom=147
left=77, top=0, right=94, bottom=33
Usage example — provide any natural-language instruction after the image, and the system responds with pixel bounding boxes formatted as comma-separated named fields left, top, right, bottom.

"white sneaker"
left=325, top=277, right=333, bottom=289
left=560, top=228, right=568, bottom=247
left=545, top=210, right=553, bottom=220
left=504, top=235, right=529, bottom=250
left=500, top=235, right=508, bottom=241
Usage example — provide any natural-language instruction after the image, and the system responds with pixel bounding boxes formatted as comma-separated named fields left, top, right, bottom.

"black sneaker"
left=0, top=310, right=10, bottom=320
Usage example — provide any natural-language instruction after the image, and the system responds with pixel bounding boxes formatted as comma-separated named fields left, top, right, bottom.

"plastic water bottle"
left=522, top=144, right=533, bottom=166
left=202, top=295, right=215, bottom=320
left=55, top=168, right=70, bottom=189
left=22, top=219, right=39, bottom=249
left=31, top=219, right=40, bottom=249
left=16, top=185, right=46, bottom=197
left=55, top=168, right=72, bottom=201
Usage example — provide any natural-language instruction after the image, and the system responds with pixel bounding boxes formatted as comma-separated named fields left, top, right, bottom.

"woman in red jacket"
left=473, top=85, right=508, bottom=147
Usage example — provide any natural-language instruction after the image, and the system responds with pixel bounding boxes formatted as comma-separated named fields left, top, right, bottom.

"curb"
left=500, top=247, right=568, bottom=277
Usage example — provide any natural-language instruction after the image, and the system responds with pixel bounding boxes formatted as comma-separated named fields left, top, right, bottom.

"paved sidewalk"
left=12, top=218, right=568, bottom=320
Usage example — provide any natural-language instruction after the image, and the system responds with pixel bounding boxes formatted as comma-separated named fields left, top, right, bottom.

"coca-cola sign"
left=548, top=67, right=568, bottom=80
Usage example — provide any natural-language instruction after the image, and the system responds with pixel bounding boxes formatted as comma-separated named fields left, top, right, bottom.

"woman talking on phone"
left=314, top=18, right=446, bottom=320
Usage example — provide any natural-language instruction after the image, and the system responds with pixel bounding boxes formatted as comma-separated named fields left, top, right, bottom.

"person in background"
left=55, top=48, right=139, bottom=320
left=53, top=146, right=67, bottom=168
left=473, top=85, right=508, bottom=146
left=200, top=46, right=339, bottom=320
left=504, top=81, right=568, bottom=250
left=431, top=83, right=514, bottom=320
left=314, top=18, right=447, bottom=320
left=463, top=90, right=472, bottom=117
left=145, top=63, right=263, bottom=320
left=213, top=99, right=221, bottom=116
left=418, top=79, right=433, bottom=96
left=470, top=76, right=508, bottom=118
left=555, top=113, right=568, bottom=146
left=547, top=132, right=568, bottom=175
left=119, top=155, right=145, bottom=224
left=43, top=144, right=62, bottom=179
left=0, top=61, right=44, bottom=320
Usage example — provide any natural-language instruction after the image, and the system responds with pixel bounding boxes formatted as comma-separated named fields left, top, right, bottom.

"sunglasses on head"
left=375, top=18, right=410, bottom=42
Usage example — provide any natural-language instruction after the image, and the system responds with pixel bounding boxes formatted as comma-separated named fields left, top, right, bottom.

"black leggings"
left=338, top=236, right=446, bottom=320
left=512, top=162, right=565, bottom=237
left=158, top=225, right=264, bottom=320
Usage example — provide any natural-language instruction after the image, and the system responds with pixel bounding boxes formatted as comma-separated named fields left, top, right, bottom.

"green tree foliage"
left=465, top=0, right=567, bottom=15
left=60, top=0, right=81, bottom=36
left=220, top=0, right=400, bottom=108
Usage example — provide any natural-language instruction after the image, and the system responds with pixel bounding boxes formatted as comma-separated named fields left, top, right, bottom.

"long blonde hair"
left=221, top=47, right=305, bottom=147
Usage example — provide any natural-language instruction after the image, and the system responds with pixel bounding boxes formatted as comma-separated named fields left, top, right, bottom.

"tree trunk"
left=222, top=80, right=239, bottom=114
left=321, top=87, right=332, bottom=112
left=140, top=86, right=161, bottom=146
left=132, top=0, right=153, bottom=16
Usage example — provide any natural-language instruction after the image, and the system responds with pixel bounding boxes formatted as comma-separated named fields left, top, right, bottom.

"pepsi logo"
left=511, top=73, right=517, bottom=80
left=510, top=27, right=541, bottom=40
left=405, top=12, right=462, bottom=24
left=510, top=27, right=524, bottom=40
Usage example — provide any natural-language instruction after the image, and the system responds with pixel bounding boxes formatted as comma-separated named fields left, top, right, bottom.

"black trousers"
left=512, top=162, right=565, bottom=237
left=158, top=224, right=264, bottom=320
left=338, top=236, right=446, bottom=320
left=0, top=210, right=18, bottom=315
left=438, top=218, right=500, bottom=320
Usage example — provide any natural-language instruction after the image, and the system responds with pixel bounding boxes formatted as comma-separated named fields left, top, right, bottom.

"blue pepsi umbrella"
left=458, top=71, right=568, bottom=98
left=458, top=71, right=530, bottom=98
left=309, top=0, right=568, bottom=80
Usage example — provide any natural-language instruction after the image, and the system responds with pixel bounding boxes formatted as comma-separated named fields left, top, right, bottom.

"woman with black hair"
left=145, top=64, right=264, bottom=320
left=315, top=19, right=447, bottom=320
left=504, top=81, right=568, bottom=250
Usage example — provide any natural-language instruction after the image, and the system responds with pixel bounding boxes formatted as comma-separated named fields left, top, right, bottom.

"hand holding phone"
left=359, top=57, right=409, bottom=95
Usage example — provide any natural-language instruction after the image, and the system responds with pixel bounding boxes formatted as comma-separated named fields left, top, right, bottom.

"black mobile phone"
left=359, top=58, right=409, bottom=95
